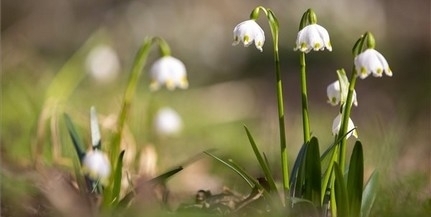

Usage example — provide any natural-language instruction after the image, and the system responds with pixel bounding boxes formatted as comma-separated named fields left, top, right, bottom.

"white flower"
left=332, top=114, right=358, bottom=139
left=150, top=56, right=189, bottom=91
left=354, top=49, right=392, bottom=79
left=327, top=80, right=358, bottom=106
left=154, top=107, right=183, bottom=135
left=86, top=45, right=120, bottom=83
left=232, top=20, right=265, bottom=52
left=294, top=24, right=332, bottom=53
left=82, top=150, right=111, bottom=184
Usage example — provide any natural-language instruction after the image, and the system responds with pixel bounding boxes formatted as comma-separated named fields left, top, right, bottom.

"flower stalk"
left=249, top=6, right=290, bottom=198
left=295, top=9, right=332, bottom=143
left=110, top=37, right=172, bottom=168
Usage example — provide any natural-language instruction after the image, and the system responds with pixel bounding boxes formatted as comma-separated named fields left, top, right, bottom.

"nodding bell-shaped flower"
left=232, top=20, right=265, bottom=52
left=150, top=56, right=189, bottom=91
left=294, top=24, right=332, bottom=53
left=354, top=48, right=392, bottom=79
left=82, top=150, right=111, bottom=185
left=332, top=114, right=358, bottom=139
left=327, top=80, right=358, bottom=107
left=154, top=107, right=183, bottom=136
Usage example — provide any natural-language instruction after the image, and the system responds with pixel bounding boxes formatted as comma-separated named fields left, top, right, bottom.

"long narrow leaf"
left=321, top=145, right=339, bottom=204
left=204, top=151, right=254, bottom=187
left=347, top=141, right=364, bottom=217
left=334, top=163, right=349, bottom=217
left=227, top=159, right=280, bottom=206
left=304, top=137, right=321, bottom=207
left=64, top=113, right=86, bottom=163
left=111, top=150, right=125, bottom=205
left=118, top=166, right=183, bottom=208
left=361, top=170, right=379, bottom=217
left=244, top=126, right=278, bottom=193
left=290, top=142, right=307, bottom=198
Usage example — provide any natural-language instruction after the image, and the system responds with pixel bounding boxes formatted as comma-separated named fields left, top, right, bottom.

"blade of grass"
left=227, top=158, right=282, bottom=209
left=64, top=113, right=86, bottom=163
left=204, top=151, right=254, bottom=187
left=361, top=170, right=379, bottom=217
left=118, top=166, right=183, bottom=208
left=244, top=126, right=278, bottom=193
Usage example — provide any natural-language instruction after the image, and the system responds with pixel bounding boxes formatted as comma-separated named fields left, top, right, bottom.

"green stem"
left=338, top=68, right=358, bottom=173
left=268, top=11, right=290, bottom=198
left=299, top=52, right=311, bottom=142
left=110, top=37, right=153, bottom=166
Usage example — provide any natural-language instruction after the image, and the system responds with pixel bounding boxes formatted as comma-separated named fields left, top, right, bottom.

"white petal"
left=355, top=49, right=392, bottom=79
left=150, top=56, right=188, bottom=90
left=154, top=107, right=183, bottom=135
left=233, top=20, right=265, bottom=51
left=332, top=114, right=358, bottom=139
left=295, top=24, right=331, bottom=53
left=327, top=80, right=341, bottom=106
left=83, top=150, right=111, bottom=183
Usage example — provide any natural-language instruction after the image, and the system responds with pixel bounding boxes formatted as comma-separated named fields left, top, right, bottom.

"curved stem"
left=111, top=37, right=154, bottom=166
left=299, top=52, right=311, bottom=142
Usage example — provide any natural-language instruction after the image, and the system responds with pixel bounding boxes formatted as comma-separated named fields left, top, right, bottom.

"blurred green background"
left=2, top=0, right=430, bottom=216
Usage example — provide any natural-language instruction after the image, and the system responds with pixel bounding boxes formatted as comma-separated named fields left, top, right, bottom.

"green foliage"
left=347, top=141, right=364, bottom=217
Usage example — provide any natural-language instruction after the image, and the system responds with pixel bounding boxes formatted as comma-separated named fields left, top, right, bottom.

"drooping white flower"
left=150, top=56, right=189, bottom=91
left=354, top=48, right=392, bottom=79
left=82, top=150, right=111, bottom=184
left=327, top=80, right=358, bottom=106
left=154, top=107, right=183, bottom=136
left=232, top=20, right=265, bottom=52
left=86, top=45, right=120, bottom=83
left=294, top=24, right=332, bottom=53
left=332, top=114, right=358, bottom=139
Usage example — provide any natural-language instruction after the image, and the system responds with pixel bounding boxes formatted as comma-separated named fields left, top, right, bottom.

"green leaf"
left=303, top=137, right=321, bottom=207
left=111, top=150, right=125, bottom=205
left=267, top=9, right=279, bottom=31
left=290, top=142, right=307, bottom=198
left=334, top=163, right=349, bottom=217
left=149, top=166, right=183, bottom=184
left=244, top=126, right=278, bottom=193
left=320, top=144, right=339, bottom=204
left=118, top=166, right=183, bottom=208
left=361, top=170, right=379, bottom=217
left=204, top=151, right=254, bottom=188
left=64, top=113, right=86, bottom=163
left=204, top=151, right=281, bottom=208
left=347, top=141, right=364, bottom=217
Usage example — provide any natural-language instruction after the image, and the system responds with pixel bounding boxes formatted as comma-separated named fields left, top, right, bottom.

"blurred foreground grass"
left=2, top=0, right=430, bottom=216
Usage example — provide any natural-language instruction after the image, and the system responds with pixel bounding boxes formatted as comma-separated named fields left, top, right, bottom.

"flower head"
left=327, top=80, right=358, bottom=106
left=150, top=56, right=189, bottom=91
left=332, top=114, right=358, bottom=139
left=154, top=107, right=183, bottom=136
left=232, top=20, right=265, bottom=52
left=82, top=150, right=111, bottom=185
left=294, top=24, right=332, bottom=53
left=86, top=45, right=120, bottom=83
left=354, top=49, right=392, bottom=79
